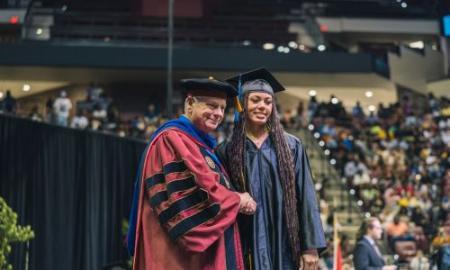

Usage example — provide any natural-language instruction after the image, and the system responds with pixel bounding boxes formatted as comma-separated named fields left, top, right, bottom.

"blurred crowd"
left=2, top=86, right=189, bottom=140
left=0, top=85, right=243, bottom=142
left=306, top=93, right=450, bottom=269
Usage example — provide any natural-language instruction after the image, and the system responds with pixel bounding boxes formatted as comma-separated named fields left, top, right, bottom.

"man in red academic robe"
left=127, top=78, right=256, bottom=270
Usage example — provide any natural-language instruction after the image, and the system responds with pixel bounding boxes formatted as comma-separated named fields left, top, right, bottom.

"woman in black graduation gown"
left=216, top=68, right=327, bottom=270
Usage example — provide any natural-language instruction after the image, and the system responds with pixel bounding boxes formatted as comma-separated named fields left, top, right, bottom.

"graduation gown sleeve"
left=288, top=134, right=327, bottom=253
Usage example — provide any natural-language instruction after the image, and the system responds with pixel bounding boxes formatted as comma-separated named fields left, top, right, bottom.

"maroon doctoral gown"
left=133, top=127, right=244, bottom=270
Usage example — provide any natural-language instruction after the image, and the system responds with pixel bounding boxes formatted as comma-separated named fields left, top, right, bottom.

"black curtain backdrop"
left=0, top=114, right=146, bottom=270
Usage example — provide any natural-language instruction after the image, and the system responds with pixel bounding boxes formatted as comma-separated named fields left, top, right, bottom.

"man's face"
left=188, top=95, right=226, bottom=133
left=368, top=219, right=383, bottom=240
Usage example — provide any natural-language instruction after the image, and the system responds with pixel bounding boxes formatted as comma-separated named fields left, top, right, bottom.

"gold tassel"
left=234, top=96, right=243, bottom=113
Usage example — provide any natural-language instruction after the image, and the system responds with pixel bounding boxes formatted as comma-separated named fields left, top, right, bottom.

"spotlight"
left=283, top=47, right=290, bottom=53
left=242, top=40, right=251, bottom=46
left=308, top=124, right=314, bottom=131
left=299, top=44, right=306, bottom=51
left=317, top=44, right=326, bottom=51
left=324, top=149, right=330, bottom=156
left=23, top=84, right=31, bottom=92
left=308, top=90, right=317, bottom=97
left=314, top=132, right=320, bottom=139
left=368, top=105, right=376, bottom=112
left=319, top=140, right=325, bottom=147
left=409, top=41, right=424, bottom=49
left=36, top=28, right=43, bottom=35
left=350, top=189, right=355, bottom=195
left=357, top=200, right=363, bottom=206
left=331, top=97, right=339, bottom=104
left=365, top=212, right=371, bottom=218
left=263, top=43, right=275, bottom=50
left=330, top=159, right=336, bottom=165
left=315, top=183, right=322, bottom=191
left=288, top=41, right=298, bottom=49
left=365, top=91, right=373, bottom=98
left=277, top=46, right=284, bottom=53
left=401, top=2, right=407, bottom=8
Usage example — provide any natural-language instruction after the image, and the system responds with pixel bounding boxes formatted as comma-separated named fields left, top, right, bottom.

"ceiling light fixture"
left=23, top=84, right=31, bottom=92
left=262, top=43, right=275, bottom=50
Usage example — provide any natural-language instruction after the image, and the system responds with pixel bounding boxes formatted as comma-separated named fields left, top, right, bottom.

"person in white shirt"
left=53, top=90, right=72, bottom=127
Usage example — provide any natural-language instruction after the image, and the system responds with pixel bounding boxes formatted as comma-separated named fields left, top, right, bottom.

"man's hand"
left=238, top=192, right=257, bottom=215
left=299, top=252, right=319, bottom=270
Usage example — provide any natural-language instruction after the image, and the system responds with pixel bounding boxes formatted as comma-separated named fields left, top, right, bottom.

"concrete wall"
left=316, top=17, right=439, bottom=35
left=388, top=46, right=445, bottom=94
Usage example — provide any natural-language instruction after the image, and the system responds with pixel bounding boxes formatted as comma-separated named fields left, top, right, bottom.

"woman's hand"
left=299, top=251, right=319, bottom=270
left=238, top=192, right=257, bottom=215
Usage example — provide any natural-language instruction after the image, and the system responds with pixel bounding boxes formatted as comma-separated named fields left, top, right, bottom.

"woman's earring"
left=265, top=120, right=272, bottom=132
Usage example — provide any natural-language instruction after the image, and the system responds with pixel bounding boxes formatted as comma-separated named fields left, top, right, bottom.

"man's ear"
left=185, top=96, right=194, bottom=116
left=186, top=95, right=195, bottom=105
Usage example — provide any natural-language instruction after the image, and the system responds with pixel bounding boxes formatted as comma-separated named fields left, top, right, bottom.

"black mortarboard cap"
left=180, top=78, right=238, bottom=98
left=226, top=67, right=285, bottom=95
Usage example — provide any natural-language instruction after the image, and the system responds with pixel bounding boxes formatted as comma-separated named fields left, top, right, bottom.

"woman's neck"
left=245, top=123, right=268, bottom=140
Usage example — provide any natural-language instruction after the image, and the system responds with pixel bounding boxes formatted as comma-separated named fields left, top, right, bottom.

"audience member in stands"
left=28, top=105, right=43, bottom=122
left=386, top=216, right=413, bottom=250
left=86, top=82, right=103, bottom=102
left=1, top=90, right=17, bottom=114
left=386, top=216, right=409, bottom=239
left=352, top=101, right=365, bottom=120
left=144, top=103, right=158, bottom=124
left=353, top=217, right=397, bottom=270
left=53, top=90, right=72, bottom=127
left=71, top=109, right=89, bottom=129
left=344, top=153, right=369, bottom=186
left=431, top=227, right=450, bottom=250
left=45, top=96, right=54, bottom=123
left=281, top=108, right=295, bottom=129
left=129, top=116, right=146, bottom=138
left=308, top=95, right=318, bottom=121
left=104, top=105, right=120, bottom=132
left=218, top=68, right=326, bottom=270
left=295, top=100, right=306, bottom=128
left=409, top=250, right=430, bottom=270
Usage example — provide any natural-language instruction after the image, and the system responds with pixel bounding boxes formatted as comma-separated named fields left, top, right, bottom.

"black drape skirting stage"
left=0, top=114, right=145, bottom=270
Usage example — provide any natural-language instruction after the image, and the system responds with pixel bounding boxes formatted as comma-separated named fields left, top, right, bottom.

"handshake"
left=237, top=192, right=257, bottom=215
